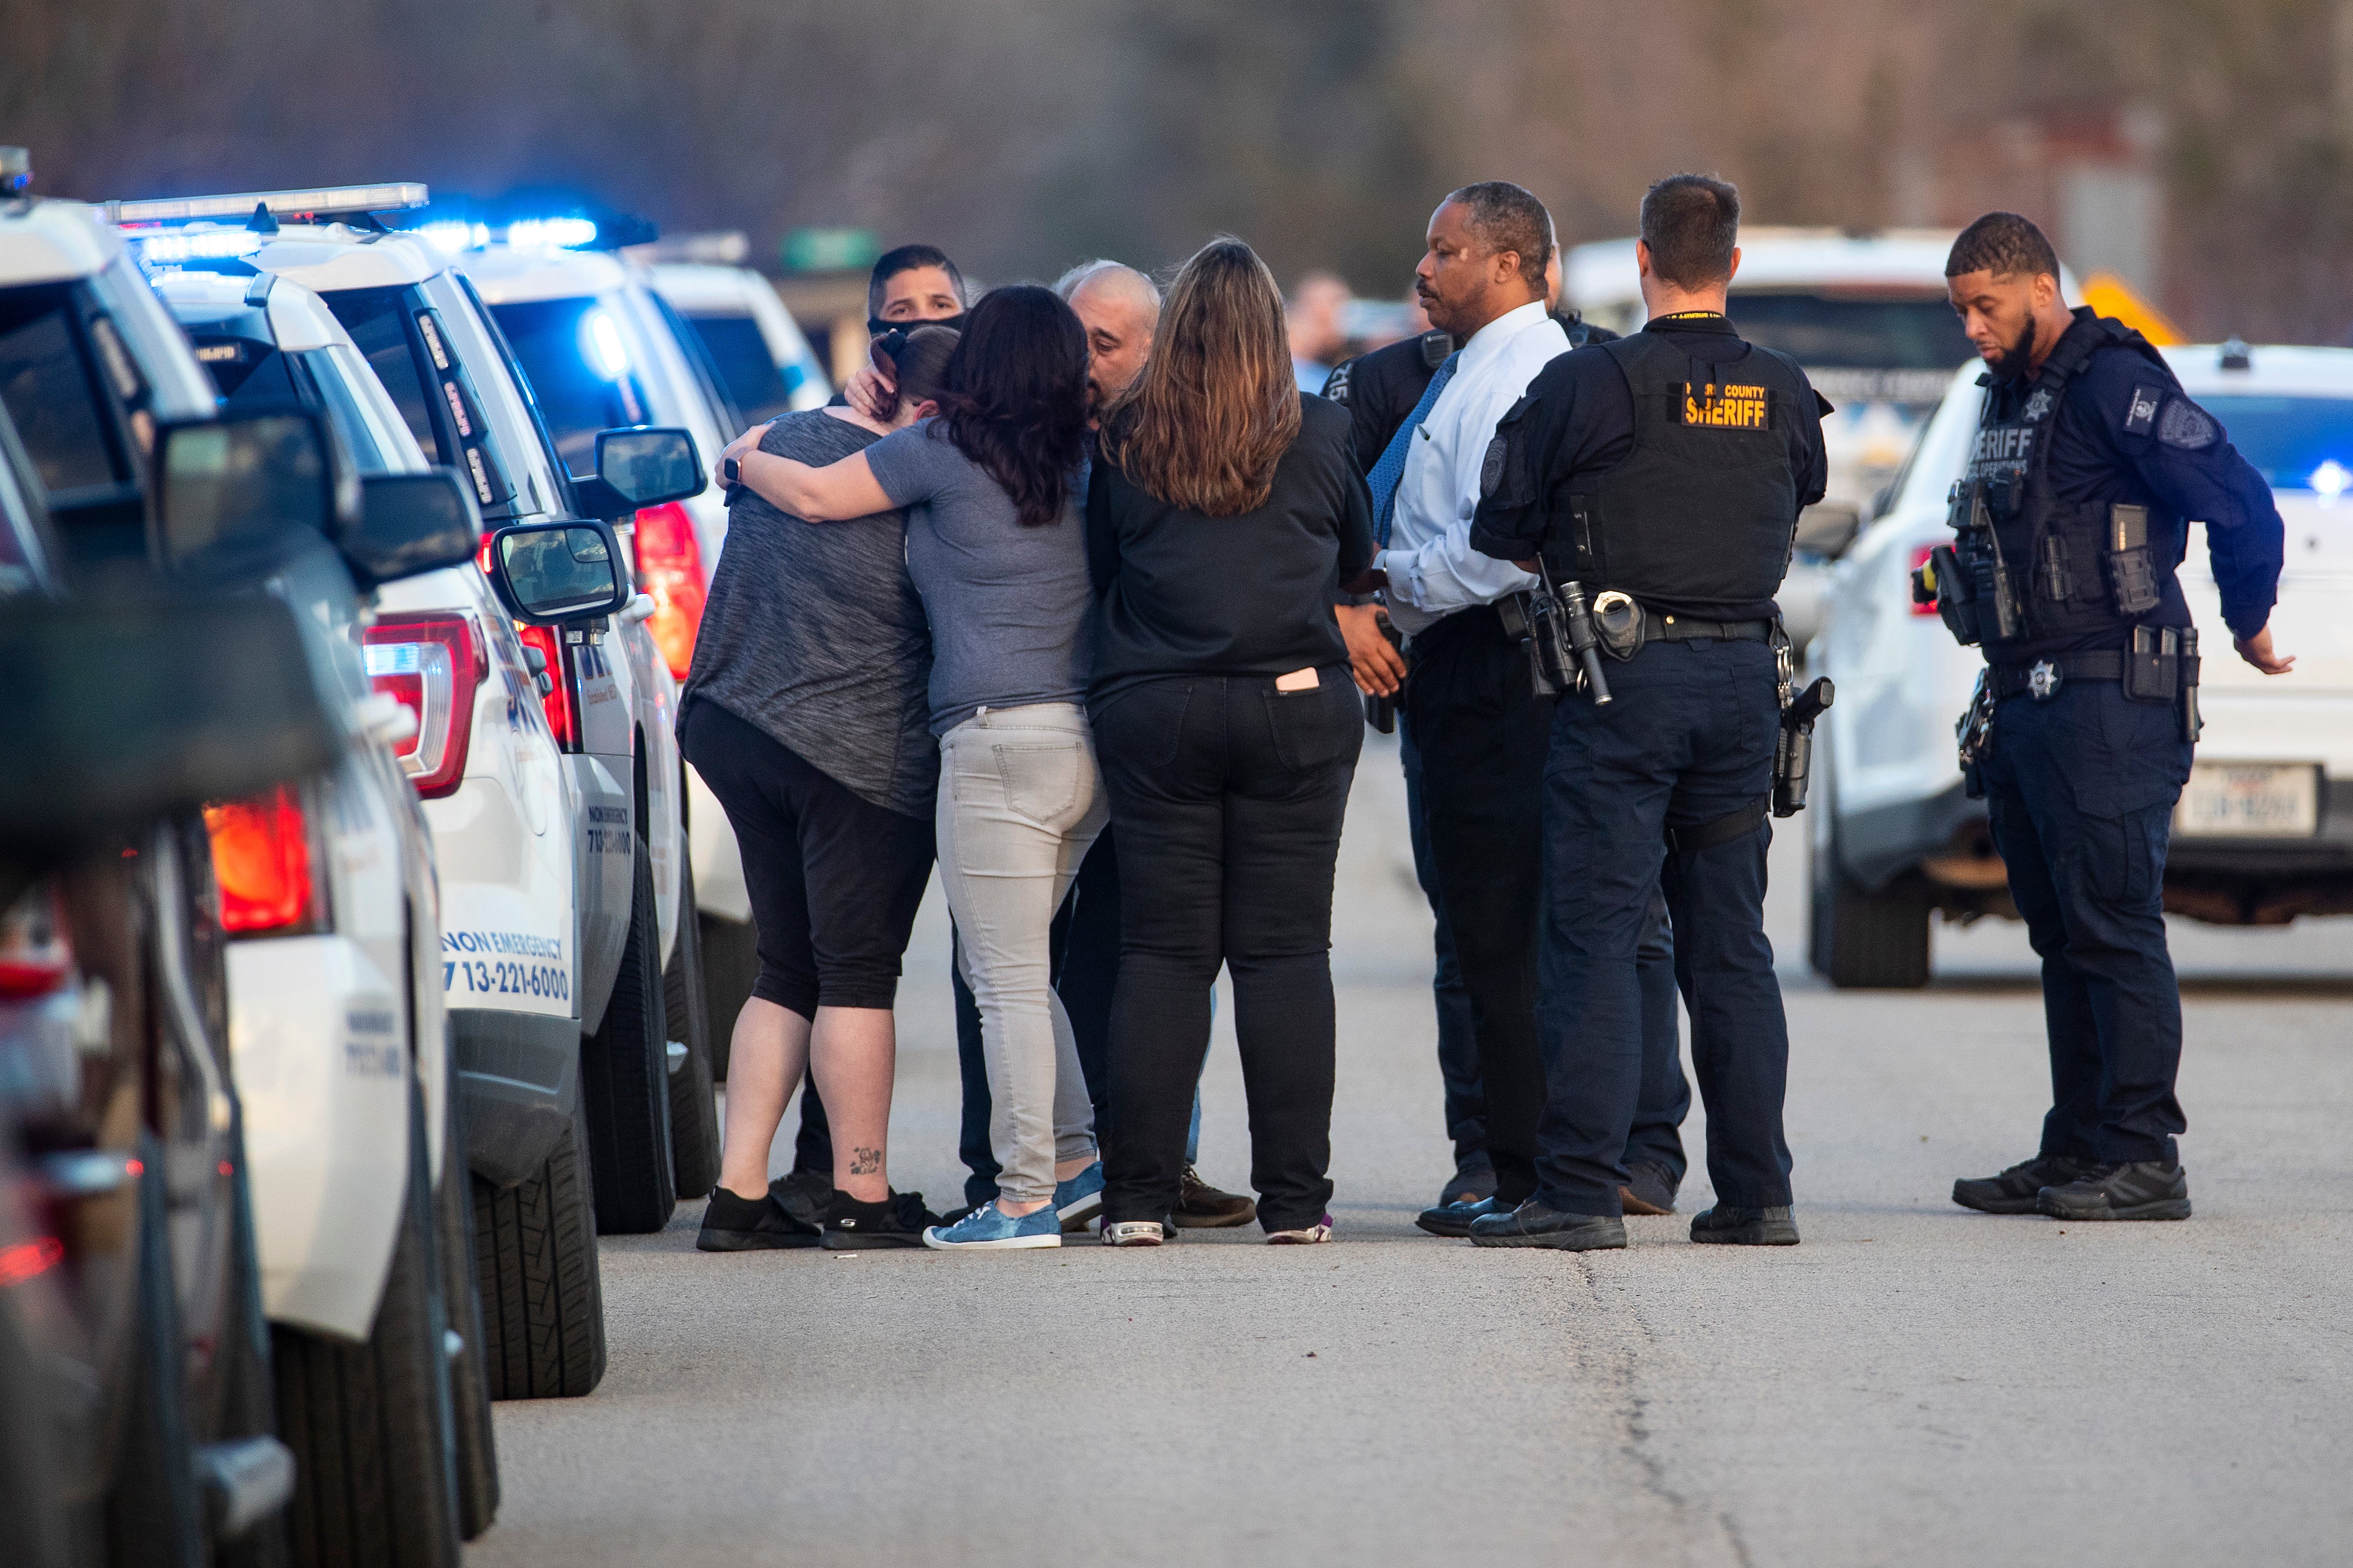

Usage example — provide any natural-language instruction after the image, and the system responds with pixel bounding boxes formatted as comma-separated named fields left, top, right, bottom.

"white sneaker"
left=1266, top=1213, right=1333, bottom=1244
left=1099, top=1220, right=1168, bottom=1247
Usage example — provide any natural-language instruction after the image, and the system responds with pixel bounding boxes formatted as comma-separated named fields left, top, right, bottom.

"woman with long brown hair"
left=1086, top=237, right=1375, bottom=1245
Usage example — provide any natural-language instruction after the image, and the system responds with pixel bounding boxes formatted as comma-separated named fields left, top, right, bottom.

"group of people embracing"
left=683, top=235, right=1374, bottom=1251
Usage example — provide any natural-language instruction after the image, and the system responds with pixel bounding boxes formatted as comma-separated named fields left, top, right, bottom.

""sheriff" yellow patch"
left=1680, top=382, right=1770, bottom=429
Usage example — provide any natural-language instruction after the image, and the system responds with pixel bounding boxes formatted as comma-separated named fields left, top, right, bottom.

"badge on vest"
left=1679, top=382, right=1771, bottom=429
left=2022, top=387, right=2054, bottom=423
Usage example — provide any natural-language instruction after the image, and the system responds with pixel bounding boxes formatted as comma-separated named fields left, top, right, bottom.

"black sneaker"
left=1467, top=1200, right=1626, bottom=1251
left=821, top=1189, right=937, bottom=1250
left=1415, top=1194, right=1514, bottom=1238
left=2036, top=1161, right=2191, bottom=1221
left=1619, top=1162, right=1680, bottom=1216
left=1689, top=1205, right=1799, bottom=1245
left=1952, top=1153, right=2096, bottom=1215
left=1439, top=1155, right=1496, bottom=1208
left=769, top=1169, right=834, bottom=1228
left=698, top=1185, right=821, bottom=1251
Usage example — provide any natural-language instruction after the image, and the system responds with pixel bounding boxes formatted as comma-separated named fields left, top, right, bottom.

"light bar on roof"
left=106, top=182, right=429, bottom=225
left=629, top=231, right=749, bottom=265
left=506, top=217, right=598, bottom=249
left=131, top=229, right=264, bottom=266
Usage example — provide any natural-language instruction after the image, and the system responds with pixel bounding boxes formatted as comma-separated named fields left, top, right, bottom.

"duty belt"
left=1987, top=631, right=2199, bottom=710
left=1641, top=611, right=1773, bottom=644
left=1987, top=651, right=2131, bottom=699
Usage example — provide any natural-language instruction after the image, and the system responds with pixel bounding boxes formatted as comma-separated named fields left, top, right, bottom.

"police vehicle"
left=458, top=237, right=748, bottom=1079
left=635, top=230, right=834, bottom=424
left=172, top=187, right=715, bottom=1233
left=147, top=259, right=616, bottom=1406
left=3, top=187, right=493, bottom=1562
left=1809, top=340, right=2353, bottom=986
left=0, top=392, right=304, bottom=1566
left=1565, top=229, right=2082, bottom=643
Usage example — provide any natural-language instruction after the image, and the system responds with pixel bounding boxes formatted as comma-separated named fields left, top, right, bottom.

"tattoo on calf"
left=849, top=1146, right=883, bottom=1175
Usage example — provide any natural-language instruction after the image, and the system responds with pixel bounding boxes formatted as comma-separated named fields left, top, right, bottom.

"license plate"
left=2173, top=763, right=2321, bottom=837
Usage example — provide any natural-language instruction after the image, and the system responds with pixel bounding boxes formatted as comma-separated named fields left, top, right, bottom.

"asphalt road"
left=467, top=732, right=2353, bottom=1567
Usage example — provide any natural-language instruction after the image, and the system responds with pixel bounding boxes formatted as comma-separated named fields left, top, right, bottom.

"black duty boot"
left=821, top=1189, right=936, bottom=1250
left=1619, top=1162, right=1680, bottom=1216
left=2035, top=1162, right=2191, bottom=1221
left=1415, top=1194, right=1515, bottom=1238
left=1689, top=1205, right=1799, bottom=1245
left=1952, top=1153, right=2097, bottom=1215
left=698, top=1185, right=821, bottom=1251
left=1467, top=1200, right=1626, bottom=1251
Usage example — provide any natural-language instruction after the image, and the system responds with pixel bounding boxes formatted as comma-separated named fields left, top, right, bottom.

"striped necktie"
left=1369, top=351, right=1459, bottom=549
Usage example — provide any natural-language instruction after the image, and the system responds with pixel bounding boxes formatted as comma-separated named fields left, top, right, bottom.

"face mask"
left=869, top=312, right=967, bottom=339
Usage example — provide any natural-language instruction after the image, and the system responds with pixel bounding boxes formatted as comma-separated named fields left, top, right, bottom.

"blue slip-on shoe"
left=1054, top=1160, right=1106, bottom=1234
left=922, top=1200, right=1062, bottom=1251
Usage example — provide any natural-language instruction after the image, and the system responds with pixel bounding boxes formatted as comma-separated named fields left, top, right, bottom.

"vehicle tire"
left=433, top=1093, right=499, bottom=1538
left=699, top=910, right=758, bottom=1084
left=582, top=836, right=677, bottom=1234
left=470, top=1092, right=607, bottom=1400
left=274, top=1087, right=462, bottom=1568
left=664, top=862, right=720, bottom=1200
left=1810, top=810, right=1933, bottom=989
left=105, top=1132, right=208, bottom=1568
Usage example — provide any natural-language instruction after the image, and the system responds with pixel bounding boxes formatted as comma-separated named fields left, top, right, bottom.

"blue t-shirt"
left=865, top=419, right=1094, bottom=735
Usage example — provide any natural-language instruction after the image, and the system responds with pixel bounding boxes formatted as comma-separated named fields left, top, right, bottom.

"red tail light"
left=363, top=614, right=483, bottom=798
left=0, top=1236, right=64, bottom=1288
left=0, top=886, right=72, bottom=999
left=631, top=502, right=706, bottom=680
left=1909, top=544, right=1941, bottom=616
left=204, top=784, right=319, bottom=935
left=517, top=624, right=577, bottom=748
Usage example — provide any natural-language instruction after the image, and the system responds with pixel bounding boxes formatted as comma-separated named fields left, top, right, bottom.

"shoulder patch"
left=1479, top=432, right=1510, bottom=499
left=1322, top=358, right=1354, bottom=406
left=2122, top=382, right=2163, bottom=436
left=2157, top=396, right=2219, bottom=450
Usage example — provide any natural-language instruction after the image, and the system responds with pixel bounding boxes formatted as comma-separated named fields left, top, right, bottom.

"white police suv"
left=1808, top=340, right=2353, bottom=987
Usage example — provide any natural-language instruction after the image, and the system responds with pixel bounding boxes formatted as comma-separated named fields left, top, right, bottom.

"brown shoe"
left=1170, top=1166, right=1256, bottom=1229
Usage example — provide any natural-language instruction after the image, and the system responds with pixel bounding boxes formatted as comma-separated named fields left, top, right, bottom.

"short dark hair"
left=1445, top=181, right=1552, bottom=289
left=1945, top=213, right=2061, bottom=283
left=1640, top=174, right=1741, bottom=289
left=868, top=243, right=966, bottom=319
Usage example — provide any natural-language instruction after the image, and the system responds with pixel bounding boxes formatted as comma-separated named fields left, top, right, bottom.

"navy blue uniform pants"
left=1533, top=639, right=1789, bottom=1217
left=1399, top=705, right=1487, bottom=1168
left=1979, top=681, right=2192, bottom=1165
left=1409, top=608, right=1689, bottom=1206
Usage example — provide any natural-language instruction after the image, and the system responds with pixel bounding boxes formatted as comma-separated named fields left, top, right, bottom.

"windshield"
left=486, top=296, right=648, bottom=478
left=1731, top=292, right=1975, bottom=371
left=683, top=312, right=793, bottom=427
left=2194, top=395, right=2353, bottom=492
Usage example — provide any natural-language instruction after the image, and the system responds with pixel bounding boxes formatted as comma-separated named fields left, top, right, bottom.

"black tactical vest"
left=1552, top=327, right=1809, bottom=611
left=1947, top=312, right=2178, bottom=656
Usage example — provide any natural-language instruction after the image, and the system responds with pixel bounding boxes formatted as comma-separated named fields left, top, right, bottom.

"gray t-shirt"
left=865, top=419, right=1094, bottom=735
left=677, top=410, right=936, bottom=818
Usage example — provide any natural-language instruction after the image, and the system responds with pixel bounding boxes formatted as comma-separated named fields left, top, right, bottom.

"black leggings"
left=1093, top=669, right=1362, bottom=1233
left=679, top=700, right=933, bottom=1017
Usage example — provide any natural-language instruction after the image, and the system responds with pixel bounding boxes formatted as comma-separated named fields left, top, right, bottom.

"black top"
left=1470, top=313, right=1830, bottom=621
left=1983, top=308, right=2283, bottom=649
left=1085, top=394, right=1376, bottom=706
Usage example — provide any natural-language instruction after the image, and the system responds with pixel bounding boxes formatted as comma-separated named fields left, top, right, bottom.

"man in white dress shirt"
left=1361, top=183, right=1689, bottom=1235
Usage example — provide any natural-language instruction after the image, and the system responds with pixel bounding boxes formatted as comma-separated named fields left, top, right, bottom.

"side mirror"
left=1793, top=501, right=1864, bottom=562
left=150, top=404, right=357, bottom=580
left=0, top=595, right=336, bottom=872
left=485, top=518, right=631, bottom=626
left=346, top=469, right=483, bottom=587
left=570, top=426, right=704, bottom=519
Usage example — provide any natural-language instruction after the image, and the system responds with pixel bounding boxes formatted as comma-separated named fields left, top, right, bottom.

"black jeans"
left=951, top=828, right=1122, bottom=1207
left=1534, top=638, right=1788, bottom=1217
left=1095, top=668, right=1362, bottom=1233
left=1397, top=711, right=1485, bottom=1167
left=1980, top=681, right=2193, bottom=1163
left=1406, top=607, right=1688, bottom=1206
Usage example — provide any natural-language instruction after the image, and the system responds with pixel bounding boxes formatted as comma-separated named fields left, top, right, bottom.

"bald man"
left=1058, top=259, right=1161, bottom=417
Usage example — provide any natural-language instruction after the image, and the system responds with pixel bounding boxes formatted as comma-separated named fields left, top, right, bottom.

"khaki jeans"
left=937, top=703, right=1109, bottom=1206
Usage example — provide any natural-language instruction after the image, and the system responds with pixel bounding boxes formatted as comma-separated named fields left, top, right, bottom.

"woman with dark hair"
left=1086, top=238, right=1375, bottom=1245
left=684, top=325, right=959, bottom=1252
left=722, top=284, right=1106, bottom=1252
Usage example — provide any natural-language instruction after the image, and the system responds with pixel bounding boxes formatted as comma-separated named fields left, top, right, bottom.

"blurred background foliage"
left=6, top=0, right=2353, bottom=339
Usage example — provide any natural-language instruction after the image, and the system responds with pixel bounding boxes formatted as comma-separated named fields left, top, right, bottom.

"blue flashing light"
left=509, top=217, right=598, bottom=250
left=582, top=308, right=630, bottom=380
left=2310, top=459, right=2349, bottom=500
left=131, top=228, right=262, bottom=265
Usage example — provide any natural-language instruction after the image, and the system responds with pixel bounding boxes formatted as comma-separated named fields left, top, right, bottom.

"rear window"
left=326, top=286, right=441, bottom=458
left=1731, top=292, right=1974, bottom=405
left=485, top=297, right=647, bottom=477
left=2196, top=395, right=2353, bottom=491
left=684, top=312, right=793, bottom=427
left=0, top=286, right=125, bottom=498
